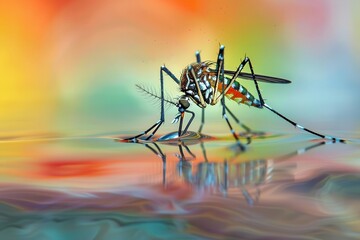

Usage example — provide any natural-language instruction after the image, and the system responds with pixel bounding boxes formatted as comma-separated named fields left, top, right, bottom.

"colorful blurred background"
left=1, top=2, right=360, bottom=239
left=1, top=0, right=359, bottom=137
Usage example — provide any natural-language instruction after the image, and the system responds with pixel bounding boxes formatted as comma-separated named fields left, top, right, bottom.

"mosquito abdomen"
left=221, top=80, right=262, bottom=108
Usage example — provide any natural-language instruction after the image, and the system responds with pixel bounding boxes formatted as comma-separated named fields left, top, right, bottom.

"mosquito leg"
left=189, top=65, right=206, bottom=107
left=211, top=45, right=225, bottom=105
left=213, top=45, right=246, bottom=149
left=241, top=57, right=265, bottom=105
left=243, top=57, right=345, bottom=142
left=225, top=105, right=252, bottom=144
left=146, top=65, right=182, bottom=139
left=221, top=82, right=246, bottom=149
left=161, top=65, right=180, bottom=84
left=225, top=105, right=251, bottom=132
left=191, top=49, right=207, bottom=157
left=195, top=50, right=201, bottom=63
left=125, top=66, right=180, bottom=141
left=178, top=113, right=184, bottom=137
left=218, top=47, right=246, bottom=149
left=244, top=58, right=343, bottom=141
left=195, top=50, right=205, bottom=134
left=215, top=56, right=251, bottom=103
left=182, top=110, right=195, bottom=134
left=138, top=65, right=167, bottom=140
left=198, top=108, right=205, bottom=133
left=176, top=109, right=195, bottom=137
left=222, top=100, right=245, bottom=149
left=196, top=109, right=209, bottom=162
left=232, top=57, right=345, bottom=142
left=263, top=104, right=346, bottom=143
left=124, top=120, right=162, bottom=142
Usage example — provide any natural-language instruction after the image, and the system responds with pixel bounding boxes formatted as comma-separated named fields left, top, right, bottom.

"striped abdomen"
left=219, top=80, right=262, bottom=108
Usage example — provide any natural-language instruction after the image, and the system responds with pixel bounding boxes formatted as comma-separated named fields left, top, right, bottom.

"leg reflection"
left=144, top=143, right=167, bottom=188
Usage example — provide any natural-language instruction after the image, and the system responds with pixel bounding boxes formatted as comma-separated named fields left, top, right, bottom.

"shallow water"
left=0, top=132, right=359, bottom=239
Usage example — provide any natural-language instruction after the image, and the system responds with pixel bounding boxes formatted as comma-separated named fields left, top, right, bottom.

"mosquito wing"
left=223, top=70, right=291, bottom=84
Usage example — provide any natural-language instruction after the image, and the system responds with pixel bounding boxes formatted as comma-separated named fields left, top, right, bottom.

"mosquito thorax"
left=179, top=62, right=215, bottom=107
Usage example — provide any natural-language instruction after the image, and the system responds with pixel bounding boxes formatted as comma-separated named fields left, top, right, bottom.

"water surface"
left=0, top=132, right=359, bottom=239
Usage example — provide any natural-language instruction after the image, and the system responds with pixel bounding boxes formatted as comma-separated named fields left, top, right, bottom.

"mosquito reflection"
left=124, top=133, right=328, bottom=205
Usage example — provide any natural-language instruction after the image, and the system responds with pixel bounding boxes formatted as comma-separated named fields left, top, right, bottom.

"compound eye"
left=179, top=98, right=190, bottom=109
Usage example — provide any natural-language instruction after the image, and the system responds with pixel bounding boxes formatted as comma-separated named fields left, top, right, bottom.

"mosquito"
left=124, top=45, right=345, bottom=146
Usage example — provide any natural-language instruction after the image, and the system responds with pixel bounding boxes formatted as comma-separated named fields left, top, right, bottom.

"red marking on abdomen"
left=218, top=83, right=247, bottom=104
left=218, top=83, right=261, bottom=107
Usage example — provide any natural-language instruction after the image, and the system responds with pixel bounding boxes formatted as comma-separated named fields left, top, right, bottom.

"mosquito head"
left=177, top=95, right=190, bottom=112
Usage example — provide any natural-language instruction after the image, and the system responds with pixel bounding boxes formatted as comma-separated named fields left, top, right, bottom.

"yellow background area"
left=0, top=1, right=57, bottom=134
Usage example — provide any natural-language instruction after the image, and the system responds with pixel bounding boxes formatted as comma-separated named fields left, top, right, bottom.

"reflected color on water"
left=0, top=132, right=359, bottom=239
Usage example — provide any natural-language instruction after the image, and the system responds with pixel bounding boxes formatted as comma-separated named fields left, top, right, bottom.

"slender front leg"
left=124, top=66, right=180, bottom=141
